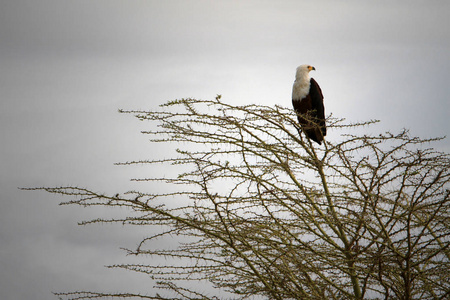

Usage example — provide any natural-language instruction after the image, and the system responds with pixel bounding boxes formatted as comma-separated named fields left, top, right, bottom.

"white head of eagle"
left=292, top=65, right=326, bottom=145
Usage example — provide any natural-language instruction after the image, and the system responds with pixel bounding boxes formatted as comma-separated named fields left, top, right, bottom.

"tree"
left=26, top=97, right=449, bottom=299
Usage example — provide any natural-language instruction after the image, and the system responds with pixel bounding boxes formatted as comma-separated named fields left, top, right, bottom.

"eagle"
left=292, top=65, right=326, bottom=145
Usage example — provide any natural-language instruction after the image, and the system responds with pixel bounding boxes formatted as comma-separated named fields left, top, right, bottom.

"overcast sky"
left=1, top=1, right=449, bottom=299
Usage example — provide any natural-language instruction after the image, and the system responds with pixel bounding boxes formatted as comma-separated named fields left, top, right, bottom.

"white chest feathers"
left=292, top=73, right=311, bottom=101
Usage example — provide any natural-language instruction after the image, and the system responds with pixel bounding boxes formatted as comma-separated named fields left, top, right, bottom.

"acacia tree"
left=28, top=97, right=449, bottom=300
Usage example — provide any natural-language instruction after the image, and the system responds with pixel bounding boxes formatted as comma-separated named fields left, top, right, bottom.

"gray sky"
left=1, top=0, right=449, bottom=299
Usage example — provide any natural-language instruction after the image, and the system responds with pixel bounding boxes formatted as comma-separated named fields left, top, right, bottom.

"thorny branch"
left=26, top=98, right=449, bottom=300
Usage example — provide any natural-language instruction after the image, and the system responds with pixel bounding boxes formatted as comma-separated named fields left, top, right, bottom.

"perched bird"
left=292, top=65, right=326, bottom=145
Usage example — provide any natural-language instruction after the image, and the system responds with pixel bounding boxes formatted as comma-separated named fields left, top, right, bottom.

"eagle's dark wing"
left=292, top=78, right=326, bottom=145
left=309, top=78, right=326, bottom=137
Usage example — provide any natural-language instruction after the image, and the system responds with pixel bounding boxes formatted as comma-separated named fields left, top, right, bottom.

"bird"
left=292, top=65, right=326, bottom=145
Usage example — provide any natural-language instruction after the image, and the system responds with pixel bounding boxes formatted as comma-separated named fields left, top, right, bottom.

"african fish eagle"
left=292, top=65, right=326, bottom=145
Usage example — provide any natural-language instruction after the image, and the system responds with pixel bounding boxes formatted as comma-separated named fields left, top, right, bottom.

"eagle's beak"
left=311, top=66, right=316, bottom=71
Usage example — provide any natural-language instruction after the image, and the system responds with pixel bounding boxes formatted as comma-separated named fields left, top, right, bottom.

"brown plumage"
left=292, top=65, right=326, bottom=145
